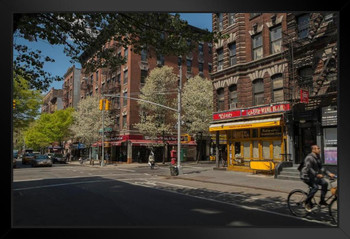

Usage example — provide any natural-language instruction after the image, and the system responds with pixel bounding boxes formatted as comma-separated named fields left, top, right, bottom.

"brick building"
left=209, top=13, right=337, bottom=173
left=80, top=26, right=212, bottom=163
left=62, top=65, right=81, bottom=109
left=41, top=88, right=63, bottom=114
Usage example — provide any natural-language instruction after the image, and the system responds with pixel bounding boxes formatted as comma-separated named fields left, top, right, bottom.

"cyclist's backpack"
left=297, top=159, right=304, bottom=172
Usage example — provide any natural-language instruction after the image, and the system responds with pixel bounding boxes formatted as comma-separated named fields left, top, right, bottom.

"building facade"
left=41, top=88, right=63, bottom=114
left=80, top=27, right=212, bottom=163
left=210, top=13, right=337, bottom=173
left=62, top=65, right=81, bottom=109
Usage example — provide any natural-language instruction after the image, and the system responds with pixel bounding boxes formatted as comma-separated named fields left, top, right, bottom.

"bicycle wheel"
left=287, top=189, right=310, bottom=217
left=329, top=197, right=338, bottom=224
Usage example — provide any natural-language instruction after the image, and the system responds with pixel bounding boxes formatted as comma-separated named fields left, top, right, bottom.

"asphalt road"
left=12, top=161, right=334, bottom=227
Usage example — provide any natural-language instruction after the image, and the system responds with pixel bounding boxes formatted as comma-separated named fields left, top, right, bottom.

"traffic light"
left=13, top=100, right=16, bottom=109
left=105, top=100, right=110, bottom=110
left=99, top=99, right=104, bottom=110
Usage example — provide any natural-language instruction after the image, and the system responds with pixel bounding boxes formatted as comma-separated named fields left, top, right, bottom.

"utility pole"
left=177, top=60, right=182, bottom=174
left=101, top=98, right=105, bottom=167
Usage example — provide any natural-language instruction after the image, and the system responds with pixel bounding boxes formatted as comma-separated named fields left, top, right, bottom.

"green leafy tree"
left=182, top=75, right=213, bottom=162
left=13, top=13, right=217, bottom=91
left=13, top=73, right=43, bottom=150
left=70, top=95, right=114, bottom=159
left=24, top=108, right=74, bottom=150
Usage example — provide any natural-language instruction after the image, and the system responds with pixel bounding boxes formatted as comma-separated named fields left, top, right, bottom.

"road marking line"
left=13, top=179, right=115, bottom=191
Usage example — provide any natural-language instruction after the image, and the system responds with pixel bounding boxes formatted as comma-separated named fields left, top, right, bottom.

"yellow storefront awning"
left=209, top=117, right=281, bottom=132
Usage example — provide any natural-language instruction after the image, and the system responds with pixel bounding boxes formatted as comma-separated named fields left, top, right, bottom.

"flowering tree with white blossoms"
left=181, top=75, right=213, bottom=161
left=70, top=95, right=114, bottom=160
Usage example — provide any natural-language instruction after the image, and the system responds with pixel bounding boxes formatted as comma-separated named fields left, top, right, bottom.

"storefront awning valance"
left=209, top=117, right=281, bottom=132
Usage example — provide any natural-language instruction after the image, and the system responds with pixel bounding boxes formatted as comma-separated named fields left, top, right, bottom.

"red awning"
left=130, top=139, right=163, bottom=146
left=110, top=140, right=126, bottom=146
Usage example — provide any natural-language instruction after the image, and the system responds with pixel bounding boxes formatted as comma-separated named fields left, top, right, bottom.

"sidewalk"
left=67, top=160, right=309, bottom=194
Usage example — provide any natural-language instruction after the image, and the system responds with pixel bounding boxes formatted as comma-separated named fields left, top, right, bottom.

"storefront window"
left=253, top=141, right=259, bottom=158
left=273, top=140, right=282, bottom=159
left=262, top=141, right=270, bottom=158
left=244, top=141, right=250, bottom=158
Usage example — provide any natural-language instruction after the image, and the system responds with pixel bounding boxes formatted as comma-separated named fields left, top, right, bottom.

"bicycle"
left=287, top=176, right=338, bottom=224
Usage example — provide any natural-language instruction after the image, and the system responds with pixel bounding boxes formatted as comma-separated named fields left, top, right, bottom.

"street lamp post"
left=101, top=98, right=105, bottom=167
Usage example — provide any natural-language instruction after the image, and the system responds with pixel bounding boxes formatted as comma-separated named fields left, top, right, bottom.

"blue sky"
left=13, top=13, right=212, bottom=94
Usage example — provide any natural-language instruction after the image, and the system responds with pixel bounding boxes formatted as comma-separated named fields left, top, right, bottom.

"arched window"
left=253, top=79, right=264, bottom=106
left=271, top=74, right=284, bottom=103
left=228, top=84, right=238, bottom=109
left=217, top=88, right=225, bottom=111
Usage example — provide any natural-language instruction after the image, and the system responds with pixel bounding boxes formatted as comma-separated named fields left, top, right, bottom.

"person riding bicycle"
left=300, top=145, right=335, bottom=212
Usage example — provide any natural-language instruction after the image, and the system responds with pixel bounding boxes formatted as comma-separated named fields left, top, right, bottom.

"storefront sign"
left=232, top=129, right=250, bottom=139
left=324, top=147, right=337, bottom=165
left=213, top=103, right=290, bottom=121
left=242, top=104, right=290, bottom=117
left=260, top=127, right=282, bottom=137
left=300, top=89, right=309, bottom=103
left=322, top=106, right=337, bottom=126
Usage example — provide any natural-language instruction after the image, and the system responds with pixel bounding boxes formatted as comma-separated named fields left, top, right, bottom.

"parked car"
left=52, top=153, right=66, bottom=164
left=46, top=153, right=55, bottom=160
left=22, top=153, right=35, bottom=165
left=31, top=154, right=53, bottom=167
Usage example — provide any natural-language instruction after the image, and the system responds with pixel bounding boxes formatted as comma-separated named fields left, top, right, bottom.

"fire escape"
left=282, top=13, right=338, bottom=112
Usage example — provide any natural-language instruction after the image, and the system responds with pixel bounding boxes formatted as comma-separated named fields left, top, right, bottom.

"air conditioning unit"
left=230, top=102, right=237, bottom=109
left=156, top=60, right=163, bottom=66
left=217, top=65, right=223, bottom=71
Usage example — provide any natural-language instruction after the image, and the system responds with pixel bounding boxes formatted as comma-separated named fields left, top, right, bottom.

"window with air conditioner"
left=270, top=25, right=282, bottom=54
left=229, top=13, right=236, bottom=26
left=217, top=13, right=223, bottom=31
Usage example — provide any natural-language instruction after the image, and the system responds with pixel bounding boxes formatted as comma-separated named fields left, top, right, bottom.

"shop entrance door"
left=298, top=124, right=316, bottom=164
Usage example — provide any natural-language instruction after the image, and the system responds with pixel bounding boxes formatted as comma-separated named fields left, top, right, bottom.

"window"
left=208, top=44, right=212, bottom=54
left=198, top=43, right=204, bottom=55
left=117, top=73, right=121, bottom=84
left=262, top=141, right=270, bottom=158
left=297, top=14, right=310, bottom=39
left=270, top=25, right=282, bottom=54
left=229, top=43, right=237, bottom=66
left=198, top=62, right=203, bottom=73
left=217, top=13, right=223, bottom=31
left=272, top=74, right=284, bottom=103
left=228, top=13, right=235, bottom=25
left=253, top=141, right=259, bottom=158
left=252, top=33, right=263, bottom=60
left=217, top=88, right=225, bottom=111
left=208, top=63, right=212, bottom=73
left=186, top=59, right=192, bottom=73
left=141, top=48, right=147, bottom=62
left=96, top=71, right=99, bottom=82
left=253, top=78, right=264, bottom=106
left=217, top=48, right=224, bottom=70
left=123, top=70, right=128, bottom=84
left=298, top=66, right=313, bottom=90
left=273, top=140, right=282, bottom=159
left=122, top=115, right=127, bottom=128
left=124, top=48, right=128, bottom=63
left=229, top=84, right=238, bottom=109
left=123, top=92, right=127, bottom=107
left=157, top=54, right=165, bottom=66
left=178, top=57, right=182, bottom=66
left=141, top=70, right=148, bottom=84
left=116, top=116, right=120, bottom=128
left=243, top=141, right=250, bottom=158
